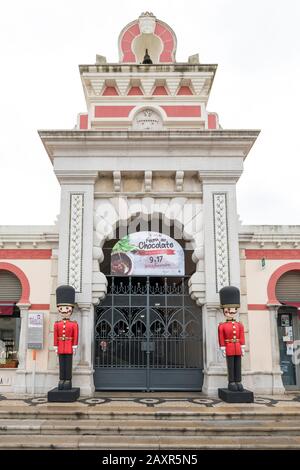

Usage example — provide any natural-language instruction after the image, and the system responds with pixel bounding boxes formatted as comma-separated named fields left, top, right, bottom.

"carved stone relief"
left=213, top=193, right=230, bottom=292
left=132, top=109, right=163, bottom=131
left=68, top=194, right=83, bottom=292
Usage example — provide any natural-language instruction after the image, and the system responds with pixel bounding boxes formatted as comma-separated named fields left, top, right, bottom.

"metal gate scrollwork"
left=94, top=276, right=203, bottom=390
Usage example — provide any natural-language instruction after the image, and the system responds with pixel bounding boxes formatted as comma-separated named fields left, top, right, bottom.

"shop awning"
left=281, top=302, right=300, bottom=309
left=0, top=302, right=15, bottom=315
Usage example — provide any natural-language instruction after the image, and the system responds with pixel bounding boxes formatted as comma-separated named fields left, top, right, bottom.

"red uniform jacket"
left=54, top=319, right=78, bottom=354
left=218, top=320, right=245, bottom=356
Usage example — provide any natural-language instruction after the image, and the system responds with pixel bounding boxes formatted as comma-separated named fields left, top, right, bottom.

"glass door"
left=278, top=307, right=300, bottom=390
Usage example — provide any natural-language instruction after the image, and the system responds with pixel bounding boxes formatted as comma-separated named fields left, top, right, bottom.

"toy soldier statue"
left=218, top=286, right=245, bottom=391
left=54, top=285, right=78, bottom=390
left=218, top=286, right=253, bottom=402
left=48, top=285, right=80, bottom=402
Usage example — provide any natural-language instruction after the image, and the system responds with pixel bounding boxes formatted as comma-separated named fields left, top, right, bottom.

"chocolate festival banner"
left=111, top=232, right=185, bottom=276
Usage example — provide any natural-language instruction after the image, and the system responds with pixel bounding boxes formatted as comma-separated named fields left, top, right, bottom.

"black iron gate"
left=94, top=276, right=203, bottom=390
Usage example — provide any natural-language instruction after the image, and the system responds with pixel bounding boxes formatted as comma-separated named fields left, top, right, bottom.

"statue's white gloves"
left=72, top=346, right=78, bottom=355
left=241, top=346, right=245, bottom=356
left=220, top=346, right=226, bottom=358
left=54, top=346, right=58, bottom=355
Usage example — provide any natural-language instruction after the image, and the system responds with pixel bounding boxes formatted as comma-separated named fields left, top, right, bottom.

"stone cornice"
left=199, top=170, right=243, bottom=183
left=39, top=129, right=260, bottom=162
left=54, top=170, right=98, bottom=185
left=0, top=228, right=58, bottom=245
left=239, top=225, right=300, bottom=244
left=79, top=63, right=218, bottom=74
left=80, top=65, right=216, bottom=103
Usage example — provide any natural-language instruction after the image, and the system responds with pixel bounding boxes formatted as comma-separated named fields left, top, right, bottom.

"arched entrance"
left=0, top=269, right=22, bottom=368
left=275, top=269, right=300, bottom=389
left=93, top=225, right=203, bottom=391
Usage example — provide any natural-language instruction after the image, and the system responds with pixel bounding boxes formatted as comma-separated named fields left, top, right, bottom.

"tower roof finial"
left=142, top=49, right=153, bottom=64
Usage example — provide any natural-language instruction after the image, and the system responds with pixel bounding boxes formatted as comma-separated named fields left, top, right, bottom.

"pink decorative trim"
left=128, top=86, right=143, bottom=96
left=120, top=20, right=175, bottom=63
left=246, top=250, right=300, bottom=260
left=177, top=86, right=193, bottom=95
left=152, top=86, right=168, bottom=95
left=79, top=114, right=88, bottom=130
left=95, top=106, right=135, bottom=118
left=208, top=113, right=217, bottom=129
left=248, top=304, right=268, bottom=311
left=0, top=262, right=30, bottom=304
left=102, top=86, right=119, bottom=96
left=161, top=105, right=201, bottom=117
left=120, top=23, right=140, bottom=62
left=30, top=304, right=50, bottom=310
left=0, top=250, right=52, bottom=259
left=267, top=262, right=300, bottom=304
left=154, top=23, right=174, bottom=62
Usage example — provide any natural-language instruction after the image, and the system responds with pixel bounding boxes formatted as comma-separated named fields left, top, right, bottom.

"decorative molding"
left=116, top=78, right=130, bottom=96
left=68, top=194, right=84, bottom=292
left=138, top=12, right=156, bottom=34
left=144, top=171, right=152, bottom=192
left=166, top=78, right=180, bottom=95
left=141, top=78, right=155, bottom=95
left=213, top=193, right=230, bottom=292
left=0, top=262, right=31, bottom=304
left=248, top=304, right=268, bottom=311
left=132, top=109, right=163, bottom=131
left=94, top=191, right=203, bottom=198
left=175, top=171, right=184, bottom=192
left=54, top=170, right=98, bottom=185
left=30, top=304, right=50, bottom=310
left=90, top=79, right=105, bottom=96
left=191, top=77, right=205, bottom=95
left=267, top=262, right=300, bottom=304
left=245, top=249, right=300, bottom=260
left=40, top=130, right=260, bottom=163
left=113, top=171, right=121, bottom=192
left=0, top=249, right=52, bottom=259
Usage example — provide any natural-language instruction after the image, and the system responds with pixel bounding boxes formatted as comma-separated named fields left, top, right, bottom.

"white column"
left=202, top=177, right=241, bottom=303
left=77, top=303, right=93, bottom=367
left=202, top=304, right=227, bottom=395
left=201, top=174, right=242, bottom=394
left=55, top=171, right=98, bottom=298
left=16, top=303, right=31, bottom=370
left=54, top=172, right=97, bottom=395
left=268, top=305, right=285, bottom=394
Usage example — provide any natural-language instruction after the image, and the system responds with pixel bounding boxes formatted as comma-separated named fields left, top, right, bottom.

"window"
left=0, top=271, right=21, bottom=368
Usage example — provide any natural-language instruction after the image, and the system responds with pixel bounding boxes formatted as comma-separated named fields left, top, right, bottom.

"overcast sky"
left=0, top=0, right=299, bottom=226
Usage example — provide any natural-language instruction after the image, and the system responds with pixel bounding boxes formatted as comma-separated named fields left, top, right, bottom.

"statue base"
left=47, top=387, right=80, bottom=402
left=218, top=388, right=254, bottom=403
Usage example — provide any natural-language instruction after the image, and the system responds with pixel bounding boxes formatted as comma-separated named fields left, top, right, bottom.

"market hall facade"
left=0, top=13, right=300, bottom=396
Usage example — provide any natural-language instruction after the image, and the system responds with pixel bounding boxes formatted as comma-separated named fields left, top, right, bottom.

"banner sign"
left=111, top=232, right=185, bottom=276
left=27, top=313, right=44, bottom=350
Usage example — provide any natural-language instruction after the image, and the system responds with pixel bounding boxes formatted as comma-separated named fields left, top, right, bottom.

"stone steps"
left=1, top=434, right=300, bottom=449
left=1, top=406, right=300, bottom=421
left=1, top=405, right=300, bottom=448
left=0, top=418, right=300, bottom=436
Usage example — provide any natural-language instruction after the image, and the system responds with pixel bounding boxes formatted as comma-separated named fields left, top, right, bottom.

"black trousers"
left=59, top=354, right=73, bottom=381
left=226, top=355, right=242, bottom=383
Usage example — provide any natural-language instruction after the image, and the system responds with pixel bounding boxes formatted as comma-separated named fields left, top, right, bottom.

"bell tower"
left=39, top=13, right=259, bottom=395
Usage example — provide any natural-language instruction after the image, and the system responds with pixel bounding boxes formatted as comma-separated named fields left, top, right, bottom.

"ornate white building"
left=1, top=13, right=300, bottom=396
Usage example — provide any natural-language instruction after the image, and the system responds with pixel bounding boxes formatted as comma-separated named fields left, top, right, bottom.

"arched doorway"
left=276, top=270, right=300, bottom=389
left=94, top=223, right=203, bottom=391
left=0, top=270, right=22, bottom=368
